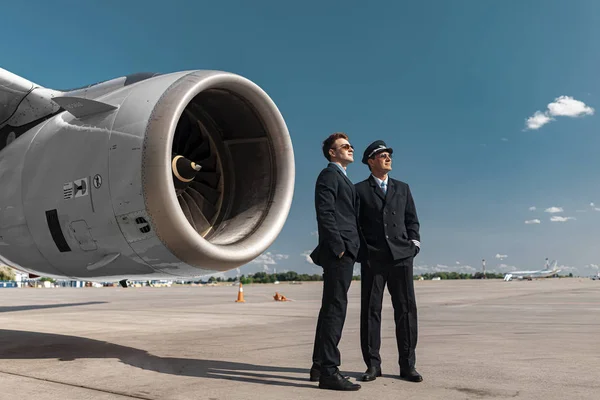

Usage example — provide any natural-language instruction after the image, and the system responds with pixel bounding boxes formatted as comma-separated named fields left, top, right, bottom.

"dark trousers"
left=360, top=256, right=418, bottom=372
left=311, top=253, right=355, bottom=376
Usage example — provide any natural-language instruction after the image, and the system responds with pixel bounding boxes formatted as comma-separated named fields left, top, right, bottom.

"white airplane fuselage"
left=504, top=260, right=560, bottom=281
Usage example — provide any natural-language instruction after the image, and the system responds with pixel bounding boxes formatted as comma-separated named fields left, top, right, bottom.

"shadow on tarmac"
left=0, top=302, right=108, bottom=313
left=0, top=330, right=315, bottom=389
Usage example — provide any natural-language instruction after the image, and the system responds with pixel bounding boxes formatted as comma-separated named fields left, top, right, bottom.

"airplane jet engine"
left=0, top=69, right=295, bottom=281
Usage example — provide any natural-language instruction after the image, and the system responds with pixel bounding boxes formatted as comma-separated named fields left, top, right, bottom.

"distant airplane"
left=503, top=258, right=560, bottom=281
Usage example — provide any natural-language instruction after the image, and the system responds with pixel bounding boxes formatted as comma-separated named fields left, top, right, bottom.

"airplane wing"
left=0, top=67, right=62, bottom=130
left=0, top=67, right=33, bottom=125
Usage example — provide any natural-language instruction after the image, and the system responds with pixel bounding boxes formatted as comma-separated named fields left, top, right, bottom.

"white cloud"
left=501, top=137, right=508, bottom=141
left=590, top=202, right=595, bottom=207
left=495, top=254, right=508, bottom=260
left=595, top=208, right=600, bottom=212
left=201, top=271, right=228, bottom=279
left=496, top=264, right=517, bottom=272
left=310, top=231, right=318, bottom=236
left=414, top=265, right=429, bottom=273
left=529, top=206, right=536, bottom=211
left=525, top=219, right=541, bottom=224
left=526, top=111, right=553, bottom=130
left=558, top=265, right=577, bottom=272
left=414, top=263, right=476, bottom=274
left=251, top=254, right=276, bottom=265
left=525, top=96, right=594, bottom=130
left=250, top=252, right=289, bottom=265
left=545, top=207, right=563, bottom=213
left=572, top=264, right=600, bottom=277
left=301, top=250, right=314, bottom=265
left=547, top=96, right=594, bottom=117
left=458, top=265, right=476, bottom=273
left=550, top=216, right=575, bottom=222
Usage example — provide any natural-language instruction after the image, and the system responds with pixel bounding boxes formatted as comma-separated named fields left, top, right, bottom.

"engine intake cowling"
left=143, top=71, right=295, bottom=271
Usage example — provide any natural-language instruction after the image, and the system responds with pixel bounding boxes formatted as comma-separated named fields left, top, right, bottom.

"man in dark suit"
left=355, top=140, right=423, bottom=383
left=309, top=132, right=362, bottom=391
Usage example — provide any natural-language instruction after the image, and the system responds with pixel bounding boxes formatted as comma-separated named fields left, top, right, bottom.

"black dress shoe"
left=360, top=366, right=382, bottom=382
left=319, top=372, right=361, bottom=391
left=310, top=365, right=350, bottom=382
left=400, top=368, right=423, bottom=382
left=309, top=366, right=320, bottom=382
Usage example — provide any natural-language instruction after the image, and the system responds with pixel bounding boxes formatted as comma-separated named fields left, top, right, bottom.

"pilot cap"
left=362, top=140, right=393, bottom=165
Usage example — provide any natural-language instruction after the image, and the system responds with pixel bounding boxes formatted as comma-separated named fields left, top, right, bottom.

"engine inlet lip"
left=142, top=71, right=294, bottom=270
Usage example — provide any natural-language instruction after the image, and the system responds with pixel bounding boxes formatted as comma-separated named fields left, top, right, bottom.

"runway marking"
left=0, top=370, right=155, bottom=400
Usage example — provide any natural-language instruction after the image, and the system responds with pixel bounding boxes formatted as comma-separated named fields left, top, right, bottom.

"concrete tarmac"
left=0, top=278, right=598, bottom=399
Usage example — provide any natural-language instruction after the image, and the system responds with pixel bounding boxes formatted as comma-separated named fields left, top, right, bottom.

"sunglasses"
left=333, top=143, right=354, bottom=151
left=373, top=152, right=392, bottom=160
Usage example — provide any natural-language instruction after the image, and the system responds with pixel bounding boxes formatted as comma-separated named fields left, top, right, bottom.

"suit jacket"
left=355, top=175, right=420, bottom=263
left=310, top=163, right=361, bottom=267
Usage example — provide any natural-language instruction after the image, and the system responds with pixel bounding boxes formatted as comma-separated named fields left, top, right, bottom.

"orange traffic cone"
left=274, top=292, right=289, bottom=301
left=235, top=282, right=245, bottom=303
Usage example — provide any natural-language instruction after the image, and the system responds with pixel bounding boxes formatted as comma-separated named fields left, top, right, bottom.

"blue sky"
left=2, top=1, right=600, bottom=277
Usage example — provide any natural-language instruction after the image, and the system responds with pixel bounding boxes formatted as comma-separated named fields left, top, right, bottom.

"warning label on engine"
left=74, top=178, right=89, bottom=198
left=63, top=177, right=89, bottom=200
left=63, top=182, right=74, bottom=200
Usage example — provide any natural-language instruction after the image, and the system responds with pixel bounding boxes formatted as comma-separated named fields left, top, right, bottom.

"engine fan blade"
left=187, top=187, right=218, bottom=221
left=182, top=191, right=211, bottom=234
left=181, top=121, right=204, bottom=158
left=194, top=171, right=221, bottom=187
left=198, top=152, right=217, bottom=172
left=190, top=181, right=220, bottom=205
left=188, top=138, right=211, bottom=162
left=174, top=111, right=193, bottom=155
left=177, top=195, right=196, bottom=231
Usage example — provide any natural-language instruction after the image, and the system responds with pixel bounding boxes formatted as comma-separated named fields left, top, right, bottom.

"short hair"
left=322, top=132, right=349, bottom=161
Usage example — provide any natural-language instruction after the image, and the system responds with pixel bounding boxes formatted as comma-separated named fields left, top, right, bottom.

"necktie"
left=381, top=181, right=387, bottom=194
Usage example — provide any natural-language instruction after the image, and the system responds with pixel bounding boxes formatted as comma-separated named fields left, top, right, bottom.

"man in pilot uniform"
left=355, top=140, right=423, bottom=383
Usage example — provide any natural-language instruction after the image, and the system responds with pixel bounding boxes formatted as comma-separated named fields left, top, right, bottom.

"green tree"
left=0, top=266, right=15, bottom=281
left=284, top=271, right=298, bottom=282
left=240, top=276, right=253, bottom=285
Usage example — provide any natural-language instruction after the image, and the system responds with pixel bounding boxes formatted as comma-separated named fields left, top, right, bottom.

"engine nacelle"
left=0, top=70, right=294, bottom=280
